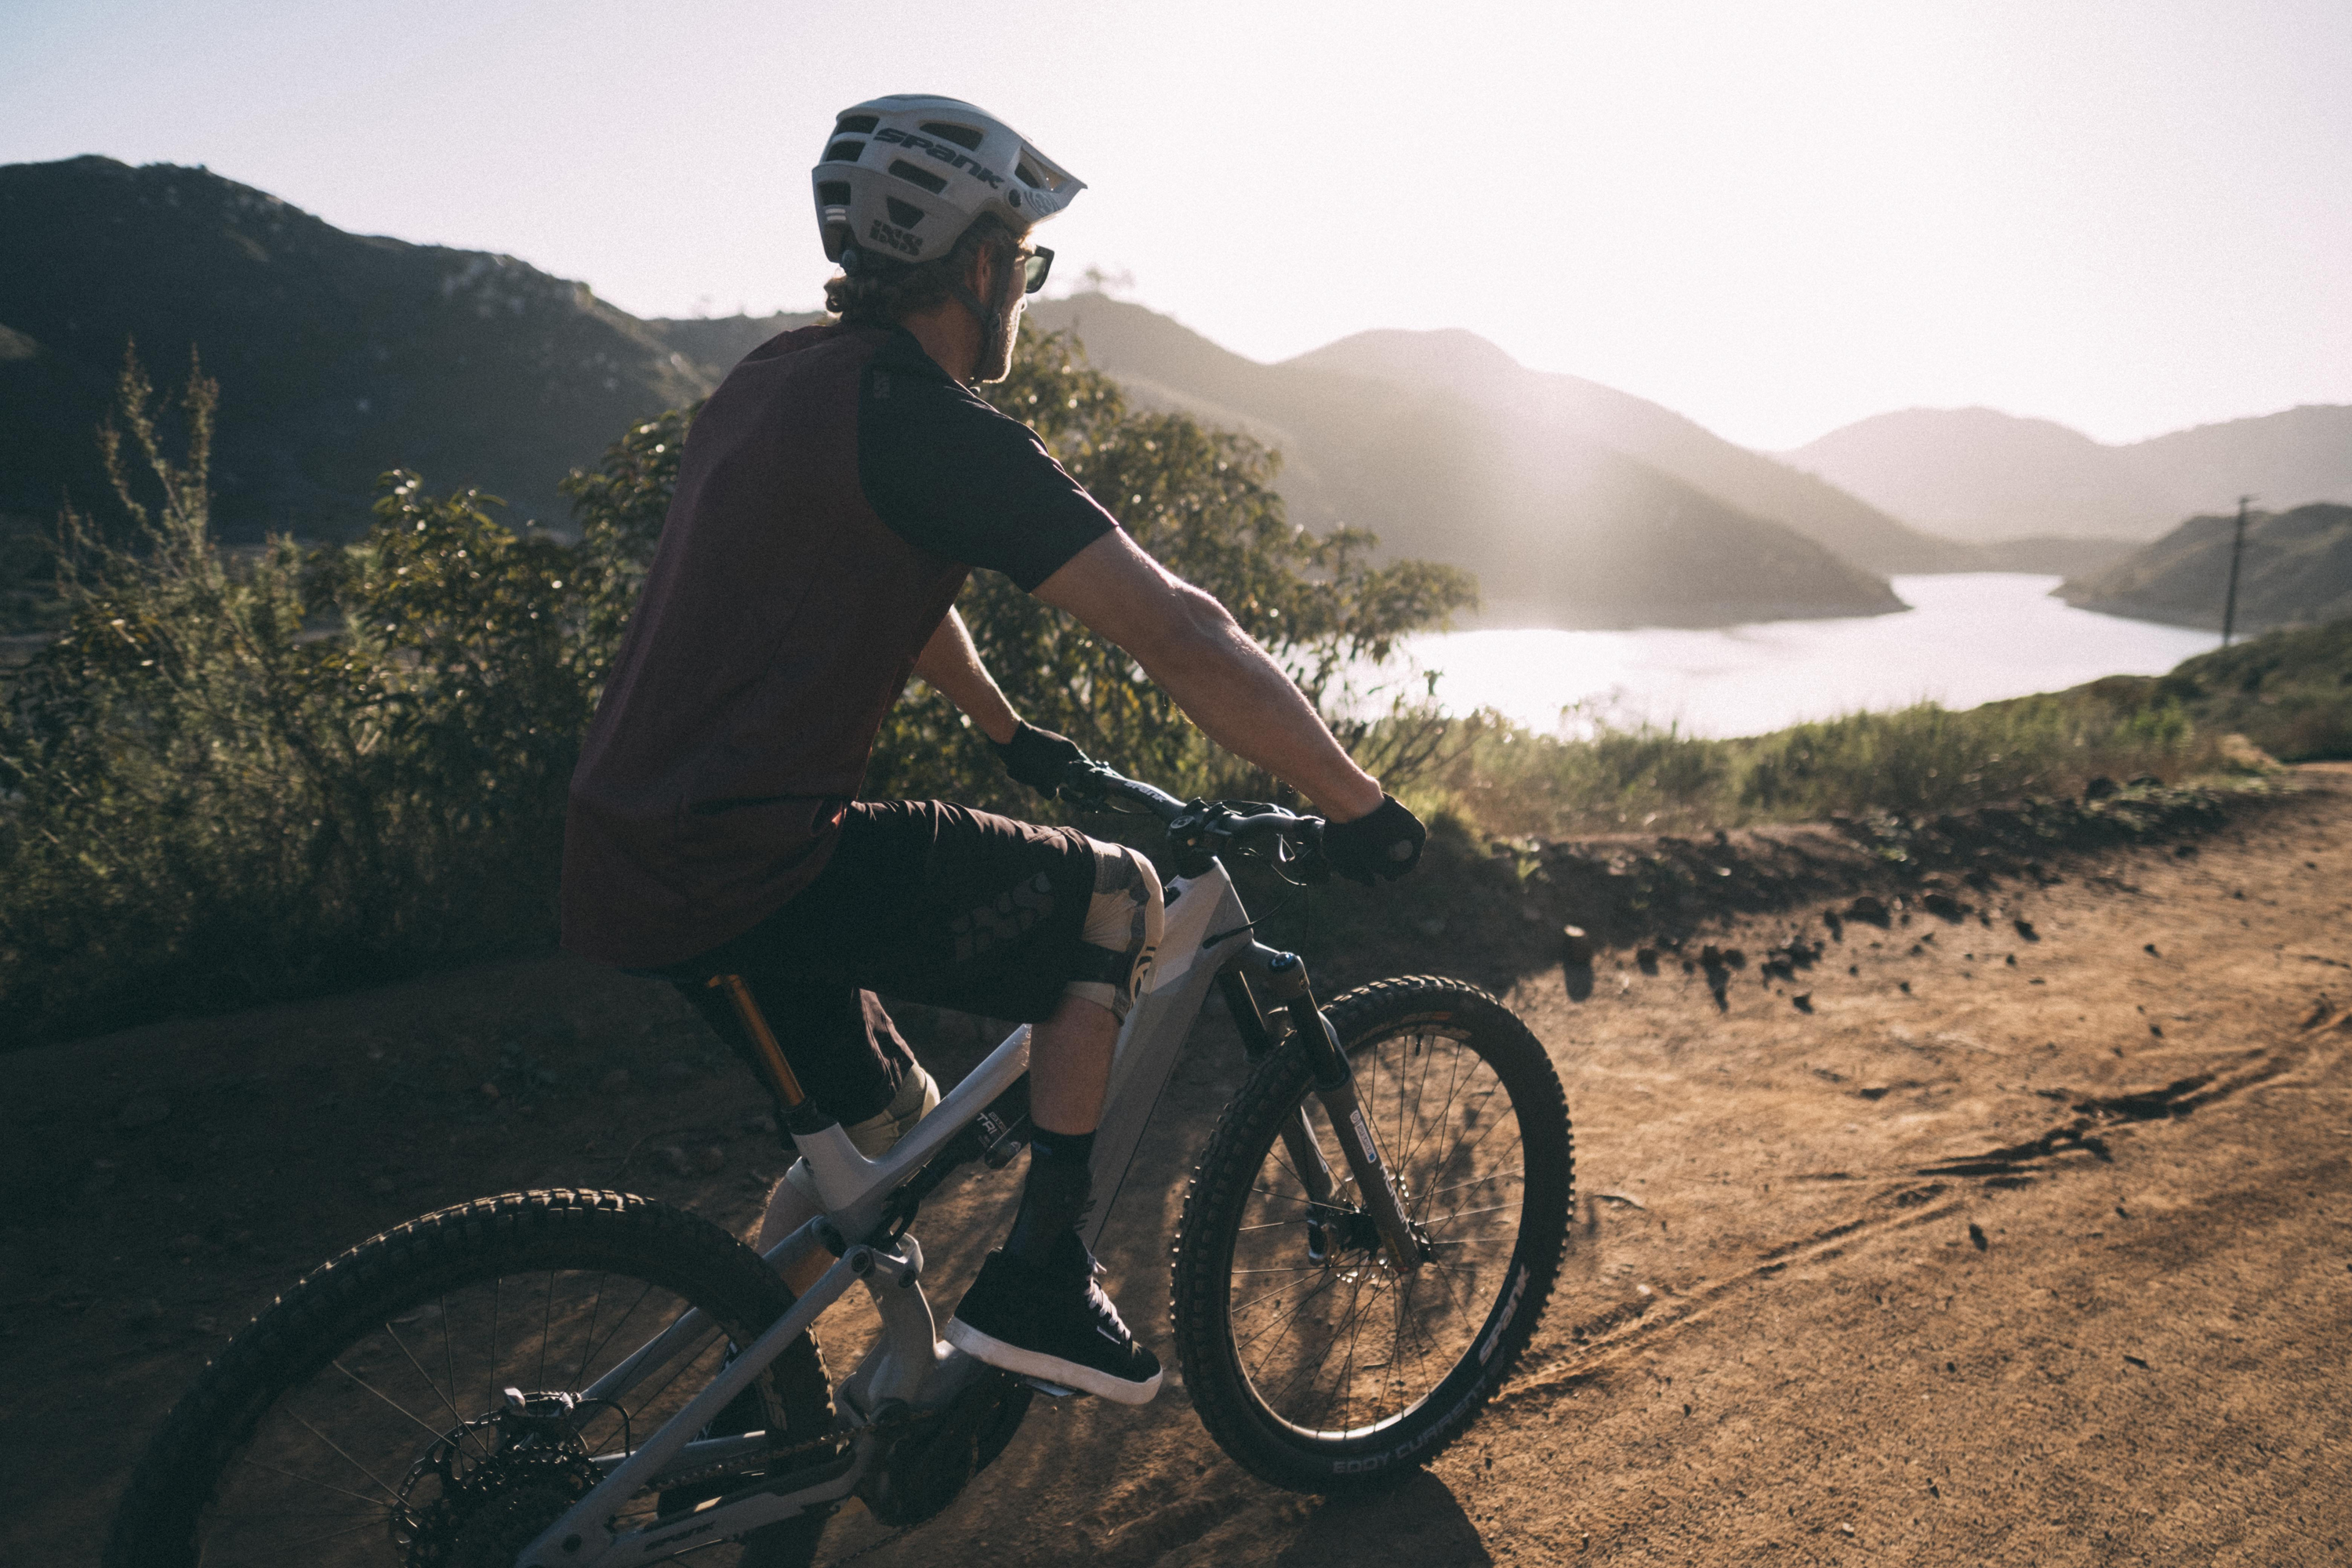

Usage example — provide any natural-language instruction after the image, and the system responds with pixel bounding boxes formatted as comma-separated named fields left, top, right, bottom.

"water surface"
left=1371, top=575, right=2219, bottom=739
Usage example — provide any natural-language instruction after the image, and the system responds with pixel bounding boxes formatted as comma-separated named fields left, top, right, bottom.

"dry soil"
left=5, top=768, right=2350, bottom=1566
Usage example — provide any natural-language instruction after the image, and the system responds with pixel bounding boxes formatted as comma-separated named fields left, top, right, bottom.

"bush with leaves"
left=848, top=328, right=1477, bottom=804
left=0, top=330, right=1472, bottom=1042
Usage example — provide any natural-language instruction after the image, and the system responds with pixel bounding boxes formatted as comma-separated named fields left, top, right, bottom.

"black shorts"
left=662, top=800, right=1098, bottom=1124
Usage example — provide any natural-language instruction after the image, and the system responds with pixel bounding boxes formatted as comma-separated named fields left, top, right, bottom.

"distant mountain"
left=1968, top=535, right=2136, bottom=579
left=1029, top=295, right=1904, bottom=628
left=1784, top=405, right=2352, bottom=545
left=0, top=158, right=1900, bottom=628
left=2057, top=503, right=2352, bottom=632
left=1287, top=328, right=1973, bottom=575
left=644, top=311, right=821, bottom=384
left=0, top=156, right=711, bottom=536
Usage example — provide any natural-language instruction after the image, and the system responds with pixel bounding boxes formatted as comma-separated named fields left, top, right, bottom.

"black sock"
left=1006, top=1127, right=1096, bottom=1265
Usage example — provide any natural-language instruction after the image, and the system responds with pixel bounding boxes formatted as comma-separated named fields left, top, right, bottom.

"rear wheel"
left=103, top=1188, right=833, bottom=1567
left=1172, top=977, right=1573, bottom=1493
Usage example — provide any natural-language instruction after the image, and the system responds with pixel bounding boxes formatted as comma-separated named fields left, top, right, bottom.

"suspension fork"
left=1232, top=949, right=1428, bottom=1272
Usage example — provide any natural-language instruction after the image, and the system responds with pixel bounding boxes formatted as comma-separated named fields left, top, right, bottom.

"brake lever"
left=1276, top=824, right=1332, bottom=885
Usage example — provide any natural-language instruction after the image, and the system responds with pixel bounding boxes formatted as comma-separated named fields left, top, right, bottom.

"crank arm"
left=520, top=1241, right=907, bottom=1566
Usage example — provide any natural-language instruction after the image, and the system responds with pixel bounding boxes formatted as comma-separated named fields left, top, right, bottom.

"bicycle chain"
left=641, top=1401, right=937, bottom=1508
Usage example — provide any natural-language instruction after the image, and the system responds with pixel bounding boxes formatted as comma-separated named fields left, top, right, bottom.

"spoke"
left=1420, top=1202, right=1520, bottom=1226
left=1408, top=1040, right=1469, bottom=1178
left=232, top=1453, right=400, bottom=1512
left=1246, top=1185, right=1316, bottom=1207
left=437, top=1295, right=459, bottom=1451
left=1266, top=1258, right=1373, bottom=1417
left=1231, top=1264, right=1332, bottom=1276
left=627, top=1325, right=728, bottom=1422
left=238, top=1515, right=392, bottom=1562
left=383, top=1322, right=476, bottom=1457
left=571, top=1279, right=661, bottom=1403
left=1234, top=1267, right=1345, bottom=1358
left=538, top=1269, right=558, bottom=1391
left=573, top=1272, right=612, bottom=1392
left=284, top=1408, right=405, bottom=1504
left=330, top=1358, right=466, bottom=1452
left=1415, top=1163, right=1526, bottom=1203
left=1228, top=1278, right=1315, bottom=1321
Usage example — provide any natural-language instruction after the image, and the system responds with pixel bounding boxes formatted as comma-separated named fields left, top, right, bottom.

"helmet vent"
left=919, top=121, right=985, bottom=151
left=823, top=140, right=866, bottom=165
left=887, top=160, right=949, bottom=194
left=833, top=114, right=880, bottom=134
left=884, top=197, right=925, bottom=228
left=816, top=181, right=851, bottom=207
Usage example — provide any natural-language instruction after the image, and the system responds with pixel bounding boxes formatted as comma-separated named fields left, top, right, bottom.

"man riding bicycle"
left=561, top=93, right=1427, bottom=1409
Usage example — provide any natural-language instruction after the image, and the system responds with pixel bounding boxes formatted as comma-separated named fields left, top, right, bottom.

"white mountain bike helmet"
left=811, top=95, right=1083, bottom=274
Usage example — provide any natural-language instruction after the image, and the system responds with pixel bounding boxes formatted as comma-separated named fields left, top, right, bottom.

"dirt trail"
left=6, top=769, right=2350, bottom=1565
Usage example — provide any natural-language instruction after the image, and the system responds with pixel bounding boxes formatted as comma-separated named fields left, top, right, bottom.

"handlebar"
left=1058, top=761, right=1328, bottom=880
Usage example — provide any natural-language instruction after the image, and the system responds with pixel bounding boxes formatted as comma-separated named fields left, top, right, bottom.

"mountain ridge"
left=0, top=155, right=713, bottom=535
left=1285, top=327, right=1975, bottom=575
left=2056, top=502, right=2352, bottom=633
left=3, top=156, right=1896, bottom=629
left=1784, top=403, right=2352, bottom=544
left=1025, top=293, right=1904, bottom=628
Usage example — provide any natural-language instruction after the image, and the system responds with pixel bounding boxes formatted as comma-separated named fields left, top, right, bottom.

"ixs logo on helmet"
left=866, top=217, right=923, bottom=257
left=873, top=127, right=1006, bottom=187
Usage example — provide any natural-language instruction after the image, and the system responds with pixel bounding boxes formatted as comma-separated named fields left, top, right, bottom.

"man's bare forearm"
left=912, top=608, right=1019, bottom=744
left=1131, top=597, right=1384, bottom=821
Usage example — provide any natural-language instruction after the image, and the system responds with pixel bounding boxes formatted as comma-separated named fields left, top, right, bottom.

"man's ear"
left=967, top=240, right=1000, bottom=303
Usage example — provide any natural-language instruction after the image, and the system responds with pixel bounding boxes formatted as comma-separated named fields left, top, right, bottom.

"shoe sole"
left=943, top=1319, right=1163, bottom=1406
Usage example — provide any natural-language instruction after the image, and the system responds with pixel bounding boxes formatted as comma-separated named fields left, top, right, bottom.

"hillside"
left=1290, top=328, right=1973, bottom=575
left=1785, top=404, right=2352, bottom=544
left=0, top=158, right=1900, bottom=628
left=1028, top=295, right=1904, bottom=628
left=2056, top=502, right=2352, bottom=633
left=0, top=156, right=712, bottom=536
left=2073, top=615, right=2352, bottom=763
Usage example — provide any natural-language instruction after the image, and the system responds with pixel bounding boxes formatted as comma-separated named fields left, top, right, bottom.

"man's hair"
left=824, top=213, right=1020, bottom=326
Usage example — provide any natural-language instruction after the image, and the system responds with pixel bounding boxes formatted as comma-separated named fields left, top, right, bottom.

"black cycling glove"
left=989, top=721, right=1090, bottom=797
left=1322, top=794, right=1427, bottom=885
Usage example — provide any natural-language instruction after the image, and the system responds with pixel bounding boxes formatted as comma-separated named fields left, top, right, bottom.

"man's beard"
left=972, top=284, right=1025, bottom=385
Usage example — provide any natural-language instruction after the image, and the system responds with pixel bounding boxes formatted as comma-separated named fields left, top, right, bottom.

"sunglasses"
left=1022, top=247, right=1054, bottom=295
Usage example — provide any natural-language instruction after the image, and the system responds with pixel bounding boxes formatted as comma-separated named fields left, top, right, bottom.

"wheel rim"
left=194, top=1269, right=757, bottom=1566
left=1221, top=1025, right=1530, bottom=1441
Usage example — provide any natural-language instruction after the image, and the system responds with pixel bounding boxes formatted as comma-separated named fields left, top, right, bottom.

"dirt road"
left=6, top=769, right=2349, bottom=1565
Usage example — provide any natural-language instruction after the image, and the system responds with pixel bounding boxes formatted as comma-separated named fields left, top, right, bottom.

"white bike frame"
left=518, top=860, right=1274, bottom=1566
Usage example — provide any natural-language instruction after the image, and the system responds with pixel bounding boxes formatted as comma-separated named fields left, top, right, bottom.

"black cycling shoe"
left=945, top=1236, right=1163, bottom=1406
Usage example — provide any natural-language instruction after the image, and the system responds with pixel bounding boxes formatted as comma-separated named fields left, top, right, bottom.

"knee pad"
left=1063, top=839, right=1165, bottom=1023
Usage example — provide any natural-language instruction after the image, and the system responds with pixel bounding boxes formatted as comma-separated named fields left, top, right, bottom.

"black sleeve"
left=856, top=361, right=1117, bottom=592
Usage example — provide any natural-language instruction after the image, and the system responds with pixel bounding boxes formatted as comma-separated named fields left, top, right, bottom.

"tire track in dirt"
left=1498, top=1005, right=2352, bottom=1410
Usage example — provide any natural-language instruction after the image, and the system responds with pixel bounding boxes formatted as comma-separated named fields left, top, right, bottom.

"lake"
left=1362, top=574, right=2220, bottom=739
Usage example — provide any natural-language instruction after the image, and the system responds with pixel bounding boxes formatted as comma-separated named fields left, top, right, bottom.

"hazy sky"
left=6, top=1, right=2348, bottom=449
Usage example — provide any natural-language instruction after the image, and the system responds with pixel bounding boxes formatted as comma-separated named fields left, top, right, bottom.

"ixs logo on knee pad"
left=950, top=873, right=1056, bottom=964
left=866, top=217, right=923, bottom=257
left=873, top=128, right=1006, bottom=187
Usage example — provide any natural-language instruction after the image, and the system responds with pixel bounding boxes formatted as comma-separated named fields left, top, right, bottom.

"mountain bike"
left=104, top=765, right=1575, bottom=1566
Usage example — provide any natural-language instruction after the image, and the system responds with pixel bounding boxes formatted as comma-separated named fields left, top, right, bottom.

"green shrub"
left=0, top=333, right=1472, bottom=1044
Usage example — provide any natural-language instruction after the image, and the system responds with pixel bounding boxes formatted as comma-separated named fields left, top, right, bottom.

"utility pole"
left=2220, top=495, right=2252, bottom=647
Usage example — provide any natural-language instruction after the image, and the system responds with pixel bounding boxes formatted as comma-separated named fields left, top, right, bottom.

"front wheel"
left=1172, top=976, right=1573, bottom=1493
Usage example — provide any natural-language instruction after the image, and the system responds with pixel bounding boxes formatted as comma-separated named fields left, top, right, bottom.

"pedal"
left=1018, top=1376, right=1079, bottom=1399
